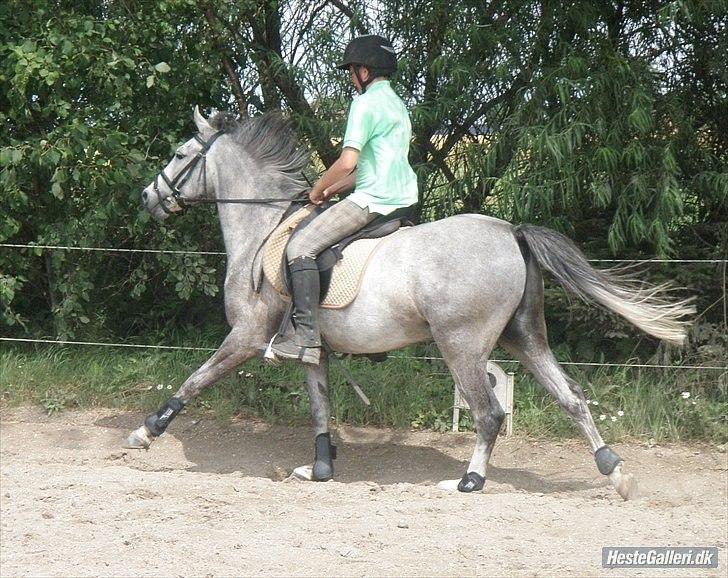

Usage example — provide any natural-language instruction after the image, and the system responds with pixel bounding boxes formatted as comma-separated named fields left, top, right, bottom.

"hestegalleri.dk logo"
left=602, top=547, right=719, bottom=568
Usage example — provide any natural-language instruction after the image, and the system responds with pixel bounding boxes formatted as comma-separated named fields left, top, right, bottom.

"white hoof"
left=289, top=464, right=314, bottom=481
left=609, top=463, right=639, bottom=500
left=437, top=479, right=461, bottom=491
left=123, top=426, right=153, bottom=449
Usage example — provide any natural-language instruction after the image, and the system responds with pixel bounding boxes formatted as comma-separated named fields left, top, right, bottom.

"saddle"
left=260, top=203, right=414, bottom=309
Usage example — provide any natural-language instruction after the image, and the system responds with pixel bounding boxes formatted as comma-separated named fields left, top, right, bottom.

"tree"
left=0, top=0, right=229, bottom=335
left=1, top=0, right=724, bottom=344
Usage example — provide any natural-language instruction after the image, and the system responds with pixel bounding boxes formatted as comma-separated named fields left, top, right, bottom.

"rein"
left=153, top=130, right=307, bottom=215
left=193, top=197, right=306, bottom=205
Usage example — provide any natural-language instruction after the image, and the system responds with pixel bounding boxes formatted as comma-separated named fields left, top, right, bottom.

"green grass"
left=1, top=344, right=725, bottom=444
left=512, top=365, right=727, bottom=443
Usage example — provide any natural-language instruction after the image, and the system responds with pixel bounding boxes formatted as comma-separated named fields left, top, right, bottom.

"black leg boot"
left=271, top=256, right=322, bottom=365
left=312, top=432, right=336, bottom=481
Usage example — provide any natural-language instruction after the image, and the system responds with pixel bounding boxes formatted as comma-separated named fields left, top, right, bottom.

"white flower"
left=166, top=384, right=172, bottom=390
left=617, top=410, right=624, bottom=417
left=592, top=401, right=599, bottom=406
left=599, top=414, right=606, bottom=421
left=586, top=399, right=592, bottom=405
left=681, top=391, right=691, bottom=399
left=156, top=384, right=163, bottom=390
left=611, top=416, right=617, bottom=422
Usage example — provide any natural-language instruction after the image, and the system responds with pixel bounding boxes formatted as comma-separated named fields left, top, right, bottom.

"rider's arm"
left=309, top=147, right=359, bottom=205
left=323, top=169, right=357, bottom=199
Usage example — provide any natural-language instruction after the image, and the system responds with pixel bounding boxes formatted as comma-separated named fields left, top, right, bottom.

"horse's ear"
left=193, top=105, right=214, bottom=134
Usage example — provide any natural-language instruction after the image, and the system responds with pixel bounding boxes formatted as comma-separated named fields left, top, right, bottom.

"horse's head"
left=142, top=106, right=223, bottom=220
left=142, top=108, right=309, bottom=221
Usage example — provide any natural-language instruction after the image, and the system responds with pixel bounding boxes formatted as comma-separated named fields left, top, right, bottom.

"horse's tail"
left=514, top=224, right=695, bottom=345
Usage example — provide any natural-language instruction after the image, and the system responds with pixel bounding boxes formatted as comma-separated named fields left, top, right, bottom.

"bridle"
left=152, top=130, right=306, bottom=215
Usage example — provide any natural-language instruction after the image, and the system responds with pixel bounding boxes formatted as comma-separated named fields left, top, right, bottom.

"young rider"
left=270, top=34, right=419, bottom=365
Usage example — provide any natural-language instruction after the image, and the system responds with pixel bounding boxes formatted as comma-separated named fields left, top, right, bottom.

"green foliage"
left=0, top=0, right=231, bottom=338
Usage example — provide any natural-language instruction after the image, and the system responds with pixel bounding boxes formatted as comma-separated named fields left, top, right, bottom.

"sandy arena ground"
left=0, top=406, right=726, bottom=577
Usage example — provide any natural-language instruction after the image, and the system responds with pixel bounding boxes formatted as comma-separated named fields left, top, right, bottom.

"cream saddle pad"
left=261, top=205, right=389, bottom=309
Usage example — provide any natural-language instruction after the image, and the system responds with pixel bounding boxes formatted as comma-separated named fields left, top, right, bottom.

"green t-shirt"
left=342, top=81, right=419, bottom=215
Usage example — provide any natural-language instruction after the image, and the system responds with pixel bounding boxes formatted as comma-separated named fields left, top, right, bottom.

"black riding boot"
left=271, top=256, right=322, bottom=365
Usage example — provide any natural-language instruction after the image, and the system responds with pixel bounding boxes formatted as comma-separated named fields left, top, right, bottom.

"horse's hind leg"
left=499, top=258, right=637, bottom=499
left=432, top=330, right=505, bottom=493
left=439, top=359, right=504, bottom=493
left=125, top=327, right=257, bottom=449
left=291, top=352, right=336, bottom=481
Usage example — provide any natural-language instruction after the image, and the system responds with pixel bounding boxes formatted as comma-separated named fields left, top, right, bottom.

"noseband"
left=152, top=131, right=307, bottom=215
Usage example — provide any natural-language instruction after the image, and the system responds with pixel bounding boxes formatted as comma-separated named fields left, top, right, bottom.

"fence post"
left=452, top=361, right=514, bottom=435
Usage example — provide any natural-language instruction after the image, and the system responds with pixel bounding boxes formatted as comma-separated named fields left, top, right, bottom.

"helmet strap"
left=354, top=65, right=374, bottom=94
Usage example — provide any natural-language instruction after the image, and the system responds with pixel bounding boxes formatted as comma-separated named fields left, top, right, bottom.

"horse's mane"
left=208, top=111, right=309, bottom=189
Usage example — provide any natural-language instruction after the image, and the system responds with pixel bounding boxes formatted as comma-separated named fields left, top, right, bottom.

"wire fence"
left=2, top=243, right=726, bottom=263
left=2, top=243, right=726, bottom=372
left=1, top=337, right=726, bottom=372
left=0, top=243, right=226, bottom=256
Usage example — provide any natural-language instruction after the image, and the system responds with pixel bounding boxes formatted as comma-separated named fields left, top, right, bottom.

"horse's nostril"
left=142, top=190, right=148, bottom=201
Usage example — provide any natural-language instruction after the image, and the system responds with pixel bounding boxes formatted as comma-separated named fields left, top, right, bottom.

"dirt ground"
left=0, top=406, right=725, bottom=577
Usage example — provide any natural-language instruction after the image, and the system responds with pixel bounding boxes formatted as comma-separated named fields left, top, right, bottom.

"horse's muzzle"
left=141, top=185, right=171, bottom=221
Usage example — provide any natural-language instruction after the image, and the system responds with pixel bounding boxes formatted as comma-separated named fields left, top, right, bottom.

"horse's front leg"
left=291, top=351, right=336, bottom=481
left=124, top=327, right=258, bottom=449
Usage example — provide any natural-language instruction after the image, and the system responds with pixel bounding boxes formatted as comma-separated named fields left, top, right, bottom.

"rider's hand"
left=310, top=188, right=328, bottom=205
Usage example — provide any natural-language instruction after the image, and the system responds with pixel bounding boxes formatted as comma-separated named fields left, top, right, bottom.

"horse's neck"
left=218, top=203, right=286, bottom=264
left=212, top=148, right=297, bottom=292
left=215, top=185, right=289, bottom=292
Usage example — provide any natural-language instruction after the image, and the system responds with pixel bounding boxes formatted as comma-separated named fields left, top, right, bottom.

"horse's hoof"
left=123, top=425, right=153, bottom=449
left=436, top=479, right=461, bottom=491
left=287, top=463, right=333, bottom=482
left=457, top=471, right=485, bottom=492
left=609, top=463, right=639, bottom=500
left=289, top=464, right=314, bottom=481
left=437, top=472, right=485, bottom=493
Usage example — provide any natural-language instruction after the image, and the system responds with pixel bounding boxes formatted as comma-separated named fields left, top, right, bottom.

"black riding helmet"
left=337, top=34, right=397, bottom=77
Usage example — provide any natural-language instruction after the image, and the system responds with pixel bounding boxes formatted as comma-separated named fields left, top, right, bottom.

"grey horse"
left=127, top=108, right=693, bottom=499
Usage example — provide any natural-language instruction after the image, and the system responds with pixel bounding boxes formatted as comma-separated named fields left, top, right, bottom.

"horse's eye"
left=175, top=151, right=186, bottom=160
